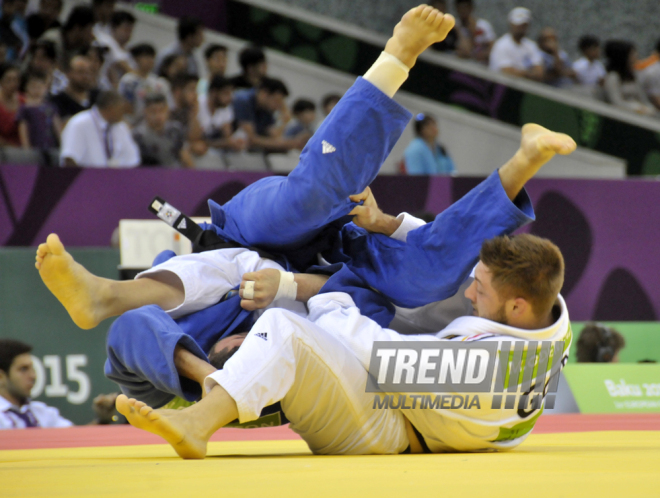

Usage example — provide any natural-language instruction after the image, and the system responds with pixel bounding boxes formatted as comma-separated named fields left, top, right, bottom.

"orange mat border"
left=2, top=413, right=659, bottom=451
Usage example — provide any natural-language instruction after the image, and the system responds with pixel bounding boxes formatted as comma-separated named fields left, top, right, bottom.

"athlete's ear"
left=509, top=297, right=530, bottom=318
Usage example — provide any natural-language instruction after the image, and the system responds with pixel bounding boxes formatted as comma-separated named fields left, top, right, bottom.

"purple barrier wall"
left=1, top=165, right=657, bottom=322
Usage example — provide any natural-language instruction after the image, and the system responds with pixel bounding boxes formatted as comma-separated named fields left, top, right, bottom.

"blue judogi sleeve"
left=104, top=296, right=252, bottom=408
left=329, top=170, right=535, bottom=308
left=207, top=77, right=412, bottom=251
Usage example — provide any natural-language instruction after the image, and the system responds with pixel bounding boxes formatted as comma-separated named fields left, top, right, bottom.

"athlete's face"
left=464, top=262, right=509, bottom=325
left=208, top=332, right=248, bottom=369
left=0, top=353, right=36, bottom=404
left=210, top=333, right=247, bottom=355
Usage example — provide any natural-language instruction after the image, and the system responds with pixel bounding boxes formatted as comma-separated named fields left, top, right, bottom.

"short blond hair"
left=480, top=234, right=564, bottom=317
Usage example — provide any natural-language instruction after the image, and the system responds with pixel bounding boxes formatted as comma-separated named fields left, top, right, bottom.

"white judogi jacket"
left=308, top=292, right=572, bottom=453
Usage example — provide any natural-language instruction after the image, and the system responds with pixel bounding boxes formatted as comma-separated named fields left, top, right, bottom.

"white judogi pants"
left=205, top=309, right=409, bottom=455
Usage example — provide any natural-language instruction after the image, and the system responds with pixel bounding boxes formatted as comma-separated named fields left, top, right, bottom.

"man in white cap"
left=489, top=7, right=544, bottom=82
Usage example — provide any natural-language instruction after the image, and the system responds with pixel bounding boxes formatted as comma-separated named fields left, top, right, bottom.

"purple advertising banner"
left=1, top=165, right=657, bottom=322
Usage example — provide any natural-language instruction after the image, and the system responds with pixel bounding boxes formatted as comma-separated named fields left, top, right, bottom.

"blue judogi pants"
left=104, top=77, right=534, bottom=406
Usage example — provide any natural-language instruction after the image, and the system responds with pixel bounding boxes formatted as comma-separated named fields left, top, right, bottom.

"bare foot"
left=499, top=124, right=577, bottom=200
left=385, top=5, right=456, bottom=68
left=36, top=234, right=108, bottom=329
left=519, top=123, right=577, bottom=168
left=116, top=394, right=208, bottom=459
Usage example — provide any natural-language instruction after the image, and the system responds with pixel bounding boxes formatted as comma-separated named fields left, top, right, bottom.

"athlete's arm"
left=349, top=187, right=426, bottom=240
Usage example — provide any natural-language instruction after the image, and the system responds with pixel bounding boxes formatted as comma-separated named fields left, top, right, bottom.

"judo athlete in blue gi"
left=35, top=5, right=576, bottom=419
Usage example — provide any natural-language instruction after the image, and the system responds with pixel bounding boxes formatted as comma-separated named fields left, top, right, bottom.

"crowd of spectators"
left=3, top=0, right=659, bottom=171
left=0, top=0, right=340, bottom=168
left=431, top=0, right=660, bottom=117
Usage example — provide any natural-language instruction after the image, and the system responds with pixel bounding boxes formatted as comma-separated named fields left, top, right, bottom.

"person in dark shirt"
left=16, top=70, right=62, bottom=150
left=40, top=5, right=95, bottom=69
left=228, top=46, right=267, bottom=90
left=0, top=0, right=25, bottom=61
left=132, top=93, right=193, bottom=168
left=233, top=77, right=305, bottom=152
left=48, top=54, right=98, bottom=123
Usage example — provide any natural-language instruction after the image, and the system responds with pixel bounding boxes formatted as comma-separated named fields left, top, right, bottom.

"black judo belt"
left=148, top=196, right=278, bottom=261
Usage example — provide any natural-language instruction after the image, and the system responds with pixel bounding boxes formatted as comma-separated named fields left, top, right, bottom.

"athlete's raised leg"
left=217, top=6, right=456, bottom=250
left=36, top=234, right=184, bottom=329
left=340, top=124, right=577, bottom=308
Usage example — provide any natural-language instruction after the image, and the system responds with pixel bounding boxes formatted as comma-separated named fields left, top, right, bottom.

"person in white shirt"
left=454, top=0, right=496, bottom=64
left=489, top=7, right=544, bottom=82
left=0, top=339, right=72, bottom=429
left=573, top=35, right=606, bottom=88
left=197, top=75, right=243, bottom=151
left=602, top=40, right=656, bottom=116
left=94, top=11, right=136, bottom=88
left=60, top=90, right=141, bottom=168
left=91, top=0, right=115, bottom=41
left=637, top=39, right=660, bottom=111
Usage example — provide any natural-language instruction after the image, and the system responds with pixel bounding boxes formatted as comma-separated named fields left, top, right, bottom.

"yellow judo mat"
left=2, top=430, right=659, bottom=498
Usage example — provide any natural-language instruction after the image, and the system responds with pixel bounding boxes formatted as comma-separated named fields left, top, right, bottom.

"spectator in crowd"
left=25, top=0, right=62, bottom=42
left=197, top=75, right=244, bottom=152
left=97, top=11, right=136, bottom=88
left=537, top=27, right=575, bottom=88
left=573, top=35, right=606, bottom=89
left=86, top=43, right=112, bottom=90
left=155, top=16, right=204, bottom=77
left=119, top=43, right=172, bottom=124
left=0, top=0, right=25, bottom=61
left=636, top=38, right=660, bottom=110
left=158, top=52, right=187, bottom=83
left=10, top=0, right=29, bottom=55
left=16, top=69, right=61, bottom=150
left=454, top=0, right=495, bottom=64
left=321, top=93, right=341, bottom=116
left=233, top=76, right=305, bottom=152
left=25, top=40, right=66, bottom=95
left=40, top=5, right=95, bottom=68
left=603, top=40, right=655, bottom=115
left=228, top=45, right=267, bottom=90
left=0, top=62, right=22, bottom=146
left=49, top=55, right=98, bottom=123
left=60, top=90, right=140, bottom=168
left=91, top=0, right=116, bottom=41
left=169, top=72, right=206, bottom=156
left=403, top=113, right=455, bottom=175
left=0, top=339, right=73, bottom=429
left=576, top=323, right=626, bottom=363
left=132, top=93, right=193, bottom=168
left=489, top=7, right=543, bottom=82
left=0, top=40, right=6, bottom=63
left=198, top=44, right=227, bottom=95
left=285, top=98, right=316, bottom=143
left=429, top=0, right=457, bottom=52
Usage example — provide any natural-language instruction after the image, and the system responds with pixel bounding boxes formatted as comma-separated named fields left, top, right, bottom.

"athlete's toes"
left=46, top=233, right=65, bottom=256
left=36, top=242, right=49, bottom=258
left=139, top=405, right=153, bottom=417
